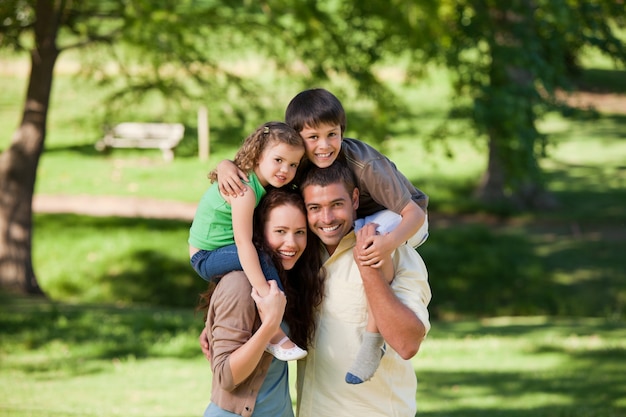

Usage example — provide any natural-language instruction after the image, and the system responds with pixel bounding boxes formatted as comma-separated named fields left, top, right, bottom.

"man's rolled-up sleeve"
left=391, top=245, right=432, bottom=335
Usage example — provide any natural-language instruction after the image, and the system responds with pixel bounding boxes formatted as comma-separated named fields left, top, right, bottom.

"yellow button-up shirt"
left=297, top=231, right=431, bottom=417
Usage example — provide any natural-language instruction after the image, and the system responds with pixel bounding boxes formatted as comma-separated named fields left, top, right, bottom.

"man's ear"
left=352, top=187, right=359, bottom=210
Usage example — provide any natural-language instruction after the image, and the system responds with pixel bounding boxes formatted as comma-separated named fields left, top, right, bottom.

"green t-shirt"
left=188, top=172, right=266, bottom=250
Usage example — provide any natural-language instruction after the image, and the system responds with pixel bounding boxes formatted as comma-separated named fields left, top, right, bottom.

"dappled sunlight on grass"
left=2, top=296, right=624, bottom=417
left=413, top=318, right=626, bottom=416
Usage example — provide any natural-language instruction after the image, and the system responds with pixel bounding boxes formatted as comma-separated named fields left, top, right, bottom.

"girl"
left=189, top=121, right=307, bottom=360
left=198, top=188, right=325, bottom=416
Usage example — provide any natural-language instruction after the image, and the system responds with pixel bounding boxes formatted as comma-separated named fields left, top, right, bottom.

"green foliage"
left=385, top=0, right=626, bottom=206
left=4, top=0, right=625, bottom=207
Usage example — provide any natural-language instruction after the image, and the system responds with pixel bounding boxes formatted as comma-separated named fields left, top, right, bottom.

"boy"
left=216, top=88, right=429, bottom=384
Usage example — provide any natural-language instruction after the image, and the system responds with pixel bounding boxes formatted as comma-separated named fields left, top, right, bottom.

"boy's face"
left=299, top=123, right=342, bottom=168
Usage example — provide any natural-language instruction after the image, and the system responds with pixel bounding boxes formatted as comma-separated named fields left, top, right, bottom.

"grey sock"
left=345, top=332, right=385, bottom=384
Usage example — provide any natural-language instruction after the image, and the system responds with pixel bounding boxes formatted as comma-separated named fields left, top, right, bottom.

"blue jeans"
left=190, top=244, right=283, bottom=290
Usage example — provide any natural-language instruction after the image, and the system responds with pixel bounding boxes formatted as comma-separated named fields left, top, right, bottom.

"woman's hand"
left=251, top=279, right=286, bottom=329
left=199, top=327, right=211, bottom=362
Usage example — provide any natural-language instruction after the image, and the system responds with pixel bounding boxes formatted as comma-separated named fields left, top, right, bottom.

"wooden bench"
left=95, top=122, right=185, bottom=161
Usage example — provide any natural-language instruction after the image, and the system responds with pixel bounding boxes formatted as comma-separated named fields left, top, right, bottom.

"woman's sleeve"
left=207, top=271, right=258, bottom=391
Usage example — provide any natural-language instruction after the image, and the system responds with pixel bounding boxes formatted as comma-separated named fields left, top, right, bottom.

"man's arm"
left=354, top=223, right=429, bottom=359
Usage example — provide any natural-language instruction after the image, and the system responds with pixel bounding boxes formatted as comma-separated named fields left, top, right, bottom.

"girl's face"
left=264, top=203, right=308, bottom=271
left=255, top=141, right=304, bottom=188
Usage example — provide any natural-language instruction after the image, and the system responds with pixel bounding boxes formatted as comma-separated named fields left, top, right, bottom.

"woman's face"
left=264, top=203, right=308, bottom=271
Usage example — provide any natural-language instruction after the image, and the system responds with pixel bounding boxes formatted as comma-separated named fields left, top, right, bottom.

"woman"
left=197, top=188, right=325, bottom=417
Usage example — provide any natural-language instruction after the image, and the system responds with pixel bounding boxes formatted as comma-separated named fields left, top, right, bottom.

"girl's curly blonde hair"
left=208, top=121, right=303, bottom=182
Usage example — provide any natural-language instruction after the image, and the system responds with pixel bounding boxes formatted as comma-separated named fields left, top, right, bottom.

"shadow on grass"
left=423, top=220, right=625, bottom=320
left=574, top=68, right=626, bottom=94
left=0, top=293, right=206, bottom=377
left=417, top=367, right=626, bottom=416
left=416, top=319, right=626, bottom=416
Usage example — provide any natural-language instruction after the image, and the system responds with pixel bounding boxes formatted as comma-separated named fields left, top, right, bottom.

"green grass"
left=0, top=296, right=208, bottom=417
left=32, top=214, right=206, bottom=306
left=416, top=317, right=626, bottom=416
left=1, top=296, right=624, bottom=417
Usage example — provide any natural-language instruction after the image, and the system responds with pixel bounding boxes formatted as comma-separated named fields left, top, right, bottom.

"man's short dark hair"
left=299, top=160, right=356, bottom=195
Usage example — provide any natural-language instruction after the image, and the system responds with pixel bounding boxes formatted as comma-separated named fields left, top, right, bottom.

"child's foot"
left=266, top=336, right=307, bottom=361
left=345, top=332, right=386, bottom=384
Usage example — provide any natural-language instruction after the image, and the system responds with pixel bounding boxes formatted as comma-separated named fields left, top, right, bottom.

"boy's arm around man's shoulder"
left=354, top=226, right=431, bottom=359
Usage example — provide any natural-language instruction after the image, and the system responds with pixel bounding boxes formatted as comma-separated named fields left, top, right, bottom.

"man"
left=295, top=161, right=431, bottom=417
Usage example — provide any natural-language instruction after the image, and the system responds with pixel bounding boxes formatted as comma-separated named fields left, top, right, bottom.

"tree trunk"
left=473, top=1, right=557, bottom=210
left=474, top=132, right=507, bottom=204
left=0, top=0, right=60, bottom=295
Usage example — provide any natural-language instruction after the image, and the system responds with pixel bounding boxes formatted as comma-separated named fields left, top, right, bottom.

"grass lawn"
left=1, top=296, right=625, bottom=417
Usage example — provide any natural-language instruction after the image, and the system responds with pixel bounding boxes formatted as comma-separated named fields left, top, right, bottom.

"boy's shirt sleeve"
left=342, top=138, right=428, bottom=216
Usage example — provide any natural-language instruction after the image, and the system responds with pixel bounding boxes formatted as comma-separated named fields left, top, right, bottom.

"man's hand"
left=199, top=327, right=211, bottom=362
left=217, top=160, right=249, bottom=197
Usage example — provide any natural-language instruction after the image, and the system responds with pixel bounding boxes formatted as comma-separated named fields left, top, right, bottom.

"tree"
left=0, top=0, right=61, bottom=294
left=2, top=0, right=625, bottom=294
left=0, top=0, right=301, bottom=294
left=429, top=0, right=626, bottom=208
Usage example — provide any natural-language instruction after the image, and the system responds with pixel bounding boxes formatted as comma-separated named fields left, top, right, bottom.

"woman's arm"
left=209, top=272, right=285, bottom=388
left=228, top=280, right=285, bottom=383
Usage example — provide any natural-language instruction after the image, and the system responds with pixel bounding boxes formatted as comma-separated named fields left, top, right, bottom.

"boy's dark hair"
left=285, top=88, right=346, bottom=136
left=299, top=160, right=356, bottom=196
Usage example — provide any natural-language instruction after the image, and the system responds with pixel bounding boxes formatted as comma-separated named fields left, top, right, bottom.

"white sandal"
left=266, top=336, right=307, bottom=361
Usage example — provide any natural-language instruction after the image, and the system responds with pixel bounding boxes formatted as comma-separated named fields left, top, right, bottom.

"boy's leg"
left=345, top=257, right=392, bottom=384
left=345, top=312, right=385, bottom=384
left=408, top=213, right=429, bottom=248
left=354, top=209, right=401, bottom=235
left=355, top=209, right=429, bottom=248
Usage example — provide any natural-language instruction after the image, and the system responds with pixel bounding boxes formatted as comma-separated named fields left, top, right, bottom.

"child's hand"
left=217, top=160, right=249, bottom=197
left=355, top=222, right=394, bottom=268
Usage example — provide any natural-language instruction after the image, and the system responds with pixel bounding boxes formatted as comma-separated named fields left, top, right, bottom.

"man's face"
left=298, top=123, right=342, bottom=168
left=302, top=182, right=359, bottom=255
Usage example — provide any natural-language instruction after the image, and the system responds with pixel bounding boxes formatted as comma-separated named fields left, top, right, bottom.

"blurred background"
left=1, top=1, right=625, bottom=416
